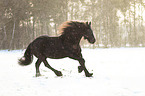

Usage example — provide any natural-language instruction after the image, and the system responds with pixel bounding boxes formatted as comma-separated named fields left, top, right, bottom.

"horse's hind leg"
left=43, top=59, right=62, bottom=76
left=35, top=59, right=42, bottom=77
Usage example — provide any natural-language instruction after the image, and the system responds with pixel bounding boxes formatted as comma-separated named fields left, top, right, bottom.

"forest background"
left=0, top=0, right=145, bottom=49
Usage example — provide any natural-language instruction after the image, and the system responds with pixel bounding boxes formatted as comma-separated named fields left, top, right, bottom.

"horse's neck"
left=60, top=34, right=82, bottom=45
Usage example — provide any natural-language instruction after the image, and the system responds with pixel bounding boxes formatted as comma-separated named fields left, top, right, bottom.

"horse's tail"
left=18, top=43, right=33, bottom=66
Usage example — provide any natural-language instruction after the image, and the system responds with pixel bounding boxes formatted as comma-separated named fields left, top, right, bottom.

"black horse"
left=19, top=21, right=96, bottom=77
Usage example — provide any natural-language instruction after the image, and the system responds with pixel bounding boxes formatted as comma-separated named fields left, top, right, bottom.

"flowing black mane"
left=59, top=21, right=87, bottom=36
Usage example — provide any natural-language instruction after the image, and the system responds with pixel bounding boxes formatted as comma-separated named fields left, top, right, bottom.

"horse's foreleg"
left=68, top=53, right=93, bottom=77
left=78, top=58, right=93, bottom=77
left=43, top=59, right=62, bottom=76
left=35, top=59, right=42, bottom=77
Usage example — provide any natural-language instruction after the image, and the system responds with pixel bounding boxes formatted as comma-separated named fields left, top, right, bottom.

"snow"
left=0, top=48, right=145, bottom=96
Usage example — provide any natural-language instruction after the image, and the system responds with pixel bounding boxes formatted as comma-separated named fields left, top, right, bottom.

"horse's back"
left=30, top=35, right=66, bottom=58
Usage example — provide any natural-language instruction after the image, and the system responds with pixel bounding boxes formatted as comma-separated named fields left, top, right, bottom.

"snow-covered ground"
left=0, top=48, right=145, bottom=96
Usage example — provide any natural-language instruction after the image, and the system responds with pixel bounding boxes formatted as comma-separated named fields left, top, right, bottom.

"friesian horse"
left=18, top=21, right=96, bottom=77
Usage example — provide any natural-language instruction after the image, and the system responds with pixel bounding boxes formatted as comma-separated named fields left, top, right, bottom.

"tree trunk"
left=9, top=19, right=16, bottom=49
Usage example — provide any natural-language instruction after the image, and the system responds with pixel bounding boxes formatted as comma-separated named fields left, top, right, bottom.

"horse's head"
left=59, top=21, right=96, bottom=44
left=83, top=22, right=96, bottom=44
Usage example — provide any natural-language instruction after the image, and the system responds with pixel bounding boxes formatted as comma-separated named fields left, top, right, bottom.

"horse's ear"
left=86, top=22, right=89, bottom=25
left=86, top=21, right=91, bottom=26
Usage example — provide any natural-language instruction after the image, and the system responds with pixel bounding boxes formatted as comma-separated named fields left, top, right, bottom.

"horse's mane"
left=58, top=21, right=87, bottom=36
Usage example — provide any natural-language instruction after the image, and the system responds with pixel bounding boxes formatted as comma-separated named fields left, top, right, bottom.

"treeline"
left=0, top=0, right=145, bottom=49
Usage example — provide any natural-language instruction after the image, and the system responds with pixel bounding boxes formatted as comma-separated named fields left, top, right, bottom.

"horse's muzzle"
left=89, top=38, right=96, bottom=44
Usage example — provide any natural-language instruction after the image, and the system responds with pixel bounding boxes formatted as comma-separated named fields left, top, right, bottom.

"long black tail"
left=18, top=44, right=33, bottom=66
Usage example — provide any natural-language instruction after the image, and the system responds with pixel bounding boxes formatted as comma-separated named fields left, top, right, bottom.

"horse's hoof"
left=86, top=73, right=93, bottom=77
left=35, top=73, right=42, bottom=77
left=78, top=66, right=83, bottom=73
left=55, top=71, right=63, bottom=76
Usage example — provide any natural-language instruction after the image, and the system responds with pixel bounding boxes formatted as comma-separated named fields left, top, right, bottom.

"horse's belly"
left=45, top=49, right=67, bottom=59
